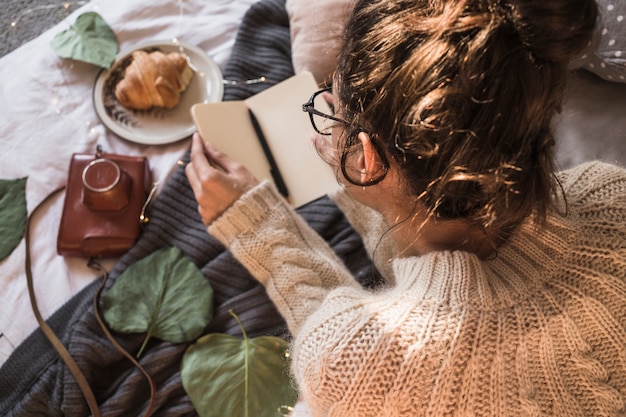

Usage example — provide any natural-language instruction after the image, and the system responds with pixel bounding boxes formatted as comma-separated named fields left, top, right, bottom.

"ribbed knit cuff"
left=207, top=180, right=285, bottom=246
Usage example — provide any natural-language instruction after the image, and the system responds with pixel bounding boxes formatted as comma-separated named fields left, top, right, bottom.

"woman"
left=185, top=0, right=626, bottom=415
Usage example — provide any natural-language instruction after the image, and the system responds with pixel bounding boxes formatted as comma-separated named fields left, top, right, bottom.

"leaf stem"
left=137, top=334, right=150, bottom=359
left=229, top=310, right=249, bottom=417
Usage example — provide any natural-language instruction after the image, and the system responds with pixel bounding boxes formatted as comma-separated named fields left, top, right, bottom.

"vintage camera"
left=57, top=150, right=152, bottom=258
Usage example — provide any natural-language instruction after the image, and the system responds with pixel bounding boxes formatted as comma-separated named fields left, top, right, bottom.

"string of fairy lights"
left=0, top=0, right=185, bottom=355
left=0, top=0, right=188, bottom=123
left=0, top=1, right=101, bottom=143
left=0, top=0, right=185, bottom=45
left=1, top=1, right=87, bottom=38
left=0, top=1, right=94, bottom=354
left=0, top=0, right=262, bottom=142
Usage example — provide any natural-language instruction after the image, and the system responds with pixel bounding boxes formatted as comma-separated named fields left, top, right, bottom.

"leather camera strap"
left=24, top=186, right=102, bottom=417
left=25, top=186, right=157, bottom=416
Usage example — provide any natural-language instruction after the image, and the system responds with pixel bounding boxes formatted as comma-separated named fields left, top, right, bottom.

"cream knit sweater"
left=208, top=161, right=626, bottom=417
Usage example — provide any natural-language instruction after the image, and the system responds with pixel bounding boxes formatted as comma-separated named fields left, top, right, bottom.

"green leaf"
left=0, top=177, right=27, bottom=262
left=101, top=246, right=214, bottom=357
left=181, top=312, right=297, bottom=417
left=51, top=12, right=118, bottom=68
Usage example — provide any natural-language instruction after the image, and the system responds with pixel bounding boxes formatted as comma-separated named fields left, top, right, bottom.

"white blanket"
left=0, top=0, right=258, bottom=365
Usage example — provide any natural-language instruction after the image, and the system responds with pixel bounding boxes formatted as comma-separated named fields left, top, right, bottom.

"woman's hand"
left=185, top=132, right=260, bottom=226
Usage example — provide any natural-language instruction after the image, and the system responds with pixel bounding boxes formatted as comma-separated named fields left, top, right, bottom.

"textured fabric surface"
left=0, top=0, right=376, bottom=415
left=209, top=161, right=626, bottom=417
left=0, top=0, right=79, bottom=58
left=571, top=0, right=626, bottom=82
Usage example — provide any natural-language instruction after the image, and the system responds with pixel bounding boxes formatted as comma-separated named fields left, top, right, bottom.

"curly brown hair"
left=335, top=0, right=598, bottom=231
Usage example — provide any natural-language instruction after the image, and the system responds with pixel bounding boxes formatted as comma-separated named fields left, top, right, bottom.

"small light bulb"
left=88, top=127, right=99, bottom=140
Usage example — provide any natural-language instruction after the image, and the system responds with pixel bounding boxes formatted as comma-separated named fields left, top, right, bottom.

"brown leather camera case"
left=57, top=152, right=152, bottom=258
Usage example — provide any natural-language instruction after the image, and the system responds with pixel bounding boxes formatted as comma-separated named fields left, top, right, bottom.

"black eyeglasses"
left=302, top=87, right=350, bottom=135
left=302, top=87, right=390, bottom=187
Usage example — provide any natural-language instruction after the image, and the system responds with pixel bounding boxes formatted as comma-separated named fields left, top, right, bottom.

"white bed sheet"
left=0, top=0, right=259, bottom=365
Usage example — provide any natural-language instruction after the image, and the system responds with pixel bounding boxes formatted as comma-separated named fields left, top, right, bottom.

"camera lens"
left=82, top=158, right=130, bottom=211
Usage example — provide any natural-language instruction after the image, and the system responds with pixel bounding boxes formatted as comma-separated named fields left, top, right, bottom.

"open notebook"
left=190, top=71, right=339, bottom=207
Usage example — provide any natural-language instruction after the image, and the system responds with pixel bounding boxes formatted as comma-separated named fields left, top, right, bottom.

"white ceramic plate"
left=93, top=40, right=224, bottom=145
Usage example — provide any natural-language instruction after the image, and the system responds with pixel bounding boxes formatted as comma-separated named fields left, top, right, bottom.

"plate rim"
left=93, top=40, right=224, bottom=145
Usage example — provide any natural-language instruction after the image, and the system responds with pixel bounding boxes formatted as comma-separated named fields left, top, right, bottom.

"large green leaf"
left=51, top=12, right=118, bottom=68
left=181, top=313, right=297, bottom=417
left=101, top=246, right=214, bottom=357
left=0, top=177, right=27, bottom=262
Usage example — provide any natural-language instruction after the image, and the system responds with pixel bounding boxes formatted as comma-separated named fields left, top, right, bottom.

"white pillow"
left=286, top=0, right=352, bottom=86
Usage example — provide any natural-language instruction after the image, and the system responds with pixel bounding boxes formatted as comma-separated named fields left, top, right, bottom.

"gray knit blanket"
left=0, top=0, right=377, bottom=415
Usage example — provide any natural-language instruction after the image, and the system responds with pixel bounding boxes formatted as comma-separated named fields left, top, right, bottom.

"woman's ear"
left=357, top=130, right=384, bottom=184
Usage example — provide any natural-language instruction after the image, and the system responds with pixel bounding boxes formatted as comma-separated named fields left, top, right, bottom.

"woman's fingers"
left=185, top=132, right=260, bottom=225
left=202, top=139, right=237, bottom=174
left=188, top=133, right=212, bottom=172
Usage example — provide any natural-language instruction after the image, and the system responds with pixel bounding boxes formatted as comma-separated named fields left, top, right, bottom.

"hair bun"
left=505, top=0, right=598, bottom=63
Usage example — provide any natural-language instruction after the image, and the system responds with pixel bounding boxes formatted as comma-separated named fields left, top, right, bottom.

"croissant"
left=114, top=50, right=194, bottom=110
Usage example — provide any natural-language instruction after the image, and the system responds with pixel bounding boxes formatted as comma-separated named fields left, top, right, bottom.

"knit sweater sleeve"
left=207, top=180, right=364, bottom=334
